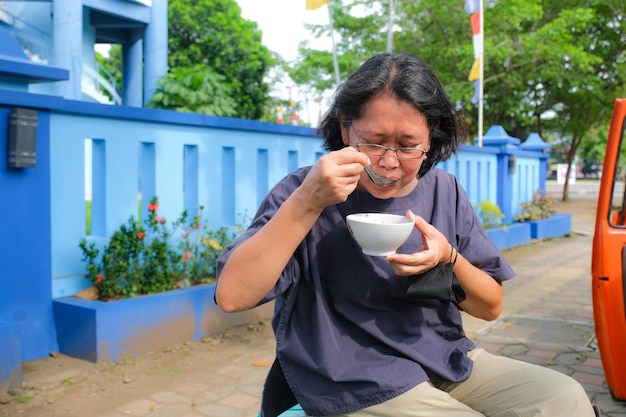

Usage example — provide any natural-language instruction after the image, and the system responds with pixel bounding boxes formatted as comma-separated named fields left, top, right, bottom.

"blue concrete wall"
left=53, top=283, right=274, bottom=363
left=0, top=106, right=59, bottom=362
left=0, top=321, right=22, bottom=392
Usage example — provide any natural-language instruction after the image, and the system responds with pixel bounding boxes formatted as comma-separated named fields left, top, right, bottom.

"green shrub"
left=515, top=190, right=556, bottom=221
left=474, top=199, right=504, bottom=229
left=79, top=197, right=243, bottom=300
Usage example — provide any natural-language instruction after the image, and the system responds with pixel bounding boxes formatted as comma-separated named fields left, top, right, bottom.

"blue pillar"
left=143, top=1, right=168, bottom=106
left=123, top=36, right=144, bottom=107
left=520, top=132, right=551, bottom=192
left=477, top=126, right=521, bottom=224
left=53, top=0, right=83, bottom=100
left=0, top=107, right=59, bottom=367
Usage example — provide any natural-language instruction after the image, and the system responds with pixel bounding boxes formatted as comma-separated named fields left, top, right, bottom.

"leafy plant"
left=79, top=197, right=243, bottom=300
left=515, top=190, right=556, bottom=221
left=474, top=199, right=504, bottom=230
left=175, top=206, right=244, bottom=287
left=147, top=65, right=238, bottom=116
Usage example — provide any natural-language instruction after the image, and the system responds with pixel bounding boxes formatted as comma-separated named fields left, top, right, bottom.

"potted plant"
left=475, top=200, right=531, bottom=251
left=53, top=198, right=273, bottom=363
left=515, top=190, right=571, bottom=239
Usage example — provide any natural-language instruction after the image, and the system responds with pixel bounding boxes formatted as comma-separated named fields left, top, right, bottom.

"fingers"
left=299, top=148, right=369, bottom=208
left=407, top=210, right=432, bottom=236
left=387, top=210, right=451, bottom=275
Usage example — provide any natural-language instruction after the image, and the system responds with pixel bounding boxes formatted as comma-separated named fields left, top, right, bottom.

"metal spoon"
left=364, top=166, right=397, bottom=186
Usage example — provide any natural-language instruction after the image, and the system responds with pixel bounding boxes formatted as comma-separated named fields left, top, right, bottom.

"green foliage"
left=79, top=197, right=243, bottom=300
left=164, top=0, right=273, bottom=119
left=14, top=395, right=33, bottom=404
left=95, top=44, right=122, bottom=102
left=176, top=206, right=245, bottom=287
left=474, top=200, right=505, bottom=229
left=515, top=190, right=557, bottom=221
left=294, top=0, right=625, bottom=144
left=147, top=65, right=237, bottom=116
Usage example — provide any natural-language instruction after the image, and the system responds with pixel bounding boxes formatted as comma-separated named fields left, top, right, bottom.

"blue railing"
left=43, top=100, right=544, bottom=298
left=0, top=97, right=546, bottom=299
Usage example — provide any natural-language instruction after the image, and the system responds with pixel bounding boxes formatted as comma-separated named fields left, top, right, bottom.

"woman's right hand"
left=297, top=147, right=370, bottom=211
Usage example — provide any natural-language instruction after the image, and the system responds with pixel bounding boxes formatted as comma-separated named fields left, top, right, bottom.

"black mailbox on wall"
left=8, top=107, right=38, bottom=168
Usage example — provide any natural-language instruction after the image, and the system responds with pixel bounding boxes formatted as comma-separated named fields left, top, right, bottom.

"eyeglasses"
left=351, top=125, right=429, bottom=160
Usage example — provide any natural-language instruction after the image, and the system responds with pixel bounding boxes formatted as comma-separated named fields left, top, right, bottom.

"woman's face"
left=340, top=95, right=431, bottom=198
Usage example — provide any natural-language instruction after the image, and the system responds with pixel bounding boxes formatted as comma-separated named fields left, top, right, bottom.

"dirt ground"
left=0, top=190, right=600, bottom=417
left=0, top=320, right=276, bottom=417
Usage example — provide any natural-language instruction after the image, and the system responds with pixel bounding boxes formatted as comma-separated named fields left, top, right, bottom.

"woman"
left=216, top=53, right=596, bottom=417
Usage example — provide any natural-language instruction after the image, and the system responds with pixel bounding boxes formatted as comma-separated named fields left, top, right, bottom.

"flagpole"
left=326, top=0, right=341, bottom=86
left=478, top=0, right=484, bottom=147
left=386, top=0, right=395, bottom=53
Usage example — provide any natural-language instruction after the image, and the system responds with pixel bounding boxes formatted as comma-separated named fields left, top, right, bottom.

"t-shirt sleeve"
left=452, top=178, right=515, bottom=283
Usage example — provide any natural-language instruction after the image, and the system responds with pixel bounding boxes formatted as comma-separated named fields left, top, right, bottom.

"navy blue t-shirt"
left=217, top=167, right=515, bottom=416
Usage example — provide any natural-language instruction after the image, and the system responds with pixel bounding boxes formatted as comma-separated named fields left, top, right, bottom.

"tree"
left=158, top=0, right=273, bottom=119
left=148, top=65, right=237, bottom=116
left=293, top=0, right=625, bottom=199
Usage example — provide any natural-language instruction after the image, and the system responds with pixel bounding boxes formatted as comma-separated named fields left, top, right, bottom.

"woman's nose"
left=378, top=150, right=401, bottom=168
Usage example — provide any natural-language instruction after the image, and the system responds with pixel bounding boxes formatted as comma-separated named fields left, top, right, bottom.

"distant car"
left=582, top=163, right=603, bottom=179
left=592, top=98, right=626, bottom=401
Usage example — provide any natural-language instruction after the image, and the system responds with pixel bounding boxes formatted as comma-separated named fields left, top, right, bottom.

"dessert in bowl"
left=346, top=213, right=415, bottom=256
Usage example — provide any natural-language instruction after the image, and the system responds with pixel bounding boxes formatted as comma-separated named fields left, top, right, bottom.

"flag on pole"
left=306, top=0, right=328, bottom=10
left=464, top=0, right=480, bottom=14
left=470, top=11, right=481, bottom=62
left=471, top=80, right=480, bottom=104
left=306, top=0, right=341, bottom=87
left=468, top=58, right=480, bottom=82
left=465, top=0, right=482, bottom=105
left=465, top=0, right=484, bottom=146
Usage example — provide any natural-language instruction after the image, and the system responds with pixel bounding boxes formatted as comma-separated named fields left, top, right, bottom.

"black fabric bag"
left=406, top=263, right=466, bottom=305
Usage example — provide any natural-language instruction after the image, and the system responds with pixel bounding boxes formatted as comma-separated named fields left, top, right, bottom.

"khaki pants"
left=329, top=348, right=595, bottom=417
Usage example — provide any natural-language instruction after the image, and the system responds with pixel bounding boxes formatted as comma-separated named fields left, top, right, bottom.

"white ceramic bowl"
left=346, top=213, right=415, bottom=256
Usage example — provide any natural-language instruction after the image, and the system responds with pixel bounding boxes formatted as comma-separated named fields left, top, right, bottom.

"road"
left=546, top=179, right=601, bottom=201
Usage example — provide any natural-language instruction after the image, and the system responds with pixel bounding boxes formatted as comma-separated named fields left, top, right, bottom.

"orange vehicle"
left=592, top=98, right=626, bottom=401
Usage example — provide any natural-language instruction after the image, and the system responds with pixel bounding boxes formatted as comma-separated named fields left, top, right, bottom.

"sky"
left=235, top=0, right=333, bottom=126
left=235, top=0, right=330, bottom=61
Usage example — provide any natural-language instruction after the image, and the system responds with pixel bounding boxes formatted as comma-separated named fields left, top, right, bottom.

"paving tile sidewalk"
left=467, top=230, right=626, bottom=416
left=3, top=187, right=626, bottom=417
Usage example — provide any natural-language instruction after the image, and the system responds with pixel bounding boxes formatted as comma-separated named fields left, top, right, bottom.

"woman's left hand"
left=386, top=210, right=452, bottom=276
left=387, top=210, right=503, bottom=321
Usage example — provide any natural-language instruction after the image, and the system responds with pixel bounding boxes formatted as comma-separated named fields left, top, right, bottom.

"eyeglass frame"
left=349, top=124, right=429, bottom=160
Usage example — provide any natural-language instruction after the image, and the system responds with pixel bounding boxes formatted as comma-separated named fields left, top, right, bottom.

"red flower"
left=156, top=217, right=165, bottom=224
left=95, top=274, right=103, bottom=285
left=148, top=202, right=158, bottom=212
left=182, top=251, right=192, bottom=262
left=137, top=231, right=145, bottom=240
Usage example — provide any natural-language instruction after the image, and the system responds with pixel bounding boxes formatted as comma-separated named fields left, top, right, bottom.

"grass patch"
left=146, top=366, right=185, bottom=375
left=86, top=200, right=91, bottom=235
left=85, top=197, right=143, bottom=235
left=14, top=395, right=33, bottom=404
